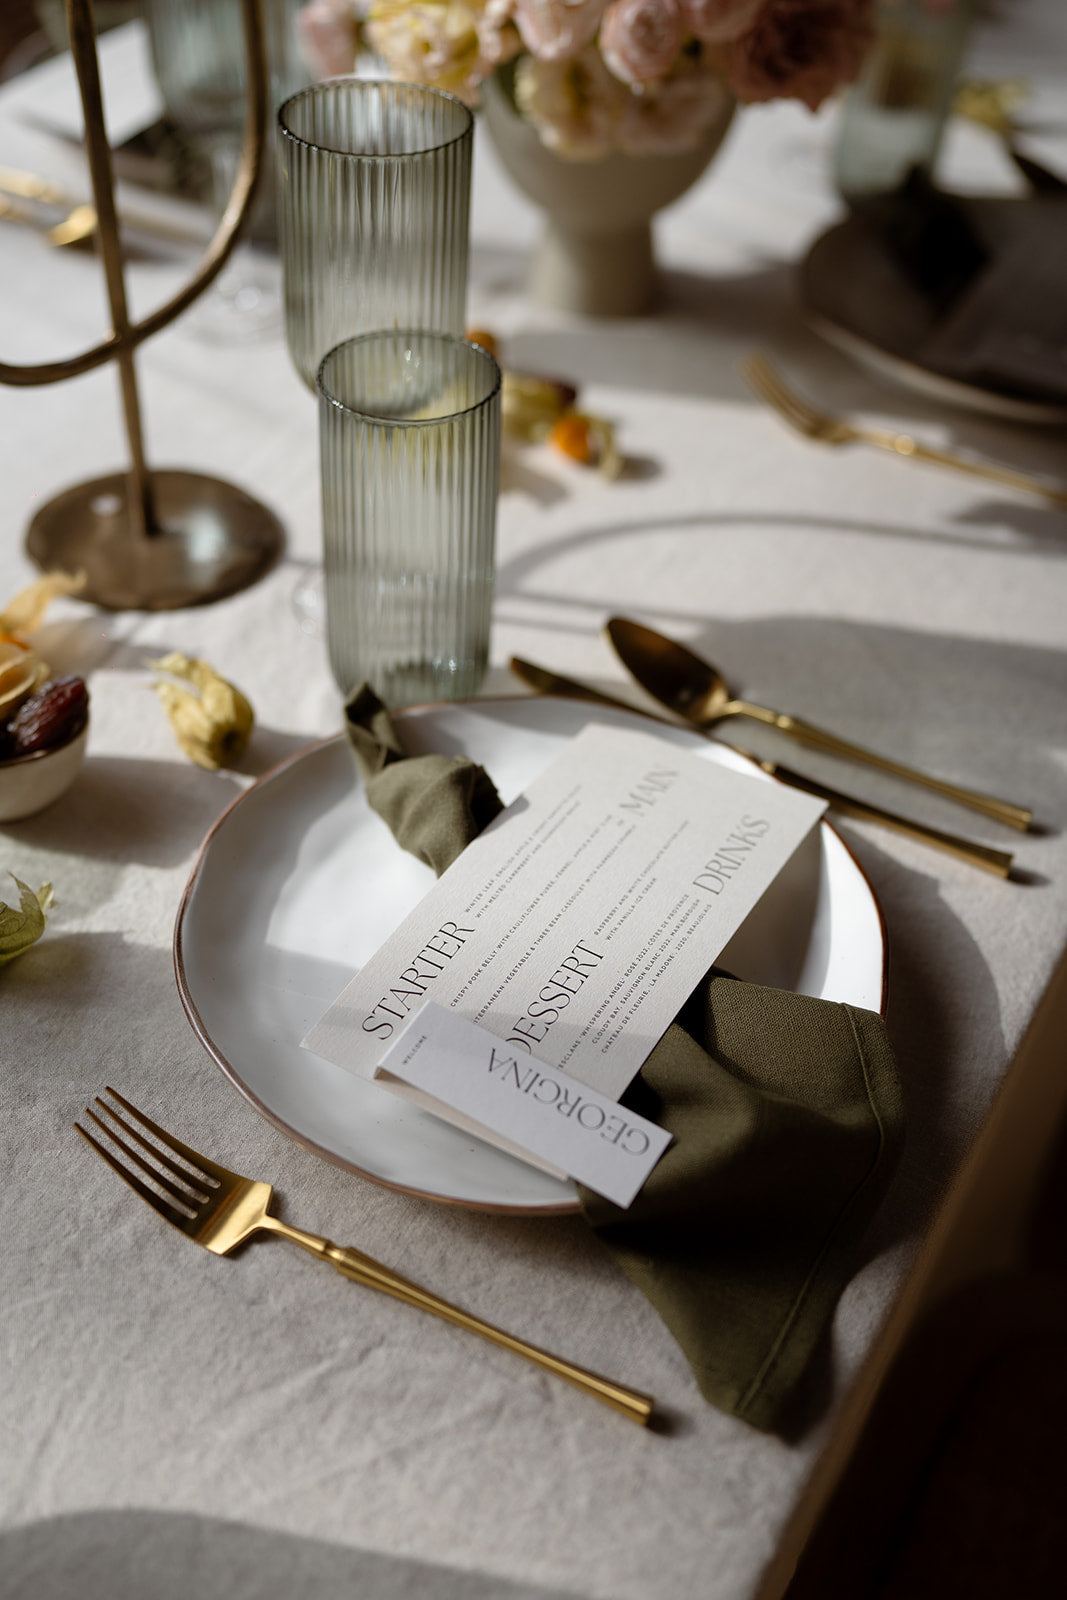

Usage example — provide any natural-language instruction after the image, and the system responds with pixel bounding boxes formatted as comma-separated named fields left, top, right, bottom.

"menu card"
left=304, top=727, right=825, bottom=1189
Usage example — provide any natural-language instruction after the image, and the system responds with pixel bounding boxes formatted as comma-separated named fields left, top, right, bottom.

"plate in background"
left=802, top=203, right=1067, bottom=426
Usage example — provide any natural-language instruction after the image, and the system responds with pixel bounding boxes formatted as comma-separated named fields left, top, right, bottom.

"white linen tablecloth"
left=3, top=5, right=1067, bottom=1597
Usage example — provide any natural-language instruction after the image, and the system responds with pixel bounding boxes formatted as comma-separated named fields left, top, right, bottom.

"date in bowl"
left=0, top=676, right=89, bottom=823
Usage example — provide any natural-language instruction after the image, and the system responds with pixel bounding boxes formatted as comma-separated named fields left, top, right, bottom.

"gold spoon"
left=603, top=619, right=1032, bottom=833
left=508, top=658, right=1014, bottom=877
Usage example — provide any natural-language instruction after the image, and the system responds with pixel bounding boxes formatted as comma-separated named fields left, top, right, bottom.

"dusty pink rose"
left=727, top=0, right=875, bottom=111
left=676, top=0, right=763, bottom=45
left=296, top=0, right=360, bottom=79
left=512, top=0, right=606, bottom=61
left=600, top=0, right=683, bottom=86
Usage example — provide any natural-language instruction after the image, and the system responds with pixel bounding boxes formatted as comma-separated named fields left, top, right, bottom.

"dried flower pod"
left=0, top=640, right=48, bottom=722
left=466, top=327, right=499, bottom=358
left=549, top=410, right=623, bottom=479
left=151, top=652, right=254, bottom=771
left=0, top=874, right=54, bottom=965
left=501, top=371, right=580, bottom=441
left=0, top=570, right=85, bottom=639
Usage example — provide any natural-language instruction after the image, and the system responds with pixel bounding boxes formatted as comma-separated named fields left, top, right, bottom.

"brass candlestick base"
left=27, top=470, right=284, bottom=611
left=2, top=0, right=282, bottom=613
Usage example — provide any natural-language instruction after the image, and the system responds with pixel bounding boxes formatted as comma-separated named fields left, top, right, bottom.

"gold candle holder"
left=0, top=0, right=284, bottom=610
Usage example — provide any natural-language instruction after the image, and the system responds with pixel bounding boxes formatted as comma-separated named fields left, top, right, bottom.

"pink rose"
left=727, top=0, right=876, bottom=111
left=296, top=0, right=359, bottom=80
left=600, top=0, right=683, bottom=87
left=512, top=0, right=607, bottom=61
left=676, top=0, right=763, bottom=45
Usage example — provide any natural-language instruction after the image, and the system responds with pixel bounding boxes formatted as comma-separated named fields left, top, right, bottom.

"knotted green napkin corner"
left=344, top=684, right=905, bottom=1432
left=345, top=682, right=504, bottom=875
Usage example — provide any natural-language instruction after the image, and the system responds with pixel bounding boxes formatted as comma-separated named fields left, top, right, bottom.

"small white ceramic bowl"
left=0, top=721, right=89, bottom=823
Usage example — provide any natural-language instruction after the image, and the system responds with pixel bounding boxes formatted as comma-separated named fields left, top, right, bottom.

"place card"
left=304, top=726, right=826, bottom=1127
left=379, top=1004, right=672, bottom=1206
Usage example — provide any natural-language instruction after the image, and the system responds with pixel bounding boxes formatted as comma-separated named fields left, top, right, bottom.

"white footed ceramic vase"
left=482, top=74, right=735, bottom=317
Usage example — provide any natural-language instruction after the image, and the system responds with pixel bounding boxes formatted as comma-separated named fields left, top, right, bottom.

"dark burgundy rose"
left=727, top=0, right=876, bottom=111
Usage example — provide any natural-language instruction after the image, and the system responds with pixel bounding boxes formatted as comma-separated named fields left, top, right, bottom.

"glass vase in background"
left=318, top=331, right=501, bottom=707
left=144, top=0, right=313, bottom=337
left=834, top=0, right=975, bottom=200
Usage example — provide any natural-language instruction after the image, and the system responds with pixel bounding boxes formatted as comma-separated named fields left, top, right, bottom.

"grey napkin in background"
left=916, top=204, right=1067, bottom=402
left=345, top=685, right=905, bottom=1432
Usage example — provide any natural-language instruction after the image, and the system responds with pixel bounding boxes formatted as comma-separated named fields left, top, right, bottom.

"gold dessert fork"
left=75, top=1088, right=654, bottom=1425
left=740, top=352, right=1067, bottom=508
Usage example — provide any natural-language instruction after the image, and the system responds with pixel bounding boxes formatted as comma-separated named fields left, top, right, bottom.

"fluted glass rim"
left=317, top=330, right=502, bottom=427
left=277, top=78, right=474, bottom=161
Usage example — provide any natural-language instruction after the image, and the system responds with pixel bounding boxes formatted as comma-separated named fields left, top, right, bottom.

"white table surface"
left=3, top=5, right=1067, bottom=1598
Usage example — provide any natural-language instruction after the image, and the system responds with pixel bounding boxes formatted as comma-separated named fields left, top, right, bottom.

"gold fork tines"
left=740, top=352, right=1067, bottom=508
left=76, top=1089, right=655, bottom=1425
left=741, top=353, right=851, bottom=443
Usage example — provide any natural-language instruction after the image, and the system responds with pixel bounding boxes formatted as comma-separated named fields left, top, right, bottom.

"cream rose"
left=514, top=46, right=629, bottom=158
left=367, top=0, right=515, bottom=102
left=618, top=53, right=733, bottom=152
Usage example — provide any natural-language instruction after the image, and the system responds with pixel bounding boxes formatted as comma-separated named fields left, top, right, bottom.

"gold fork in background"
left=0, top=191, right=95, bottom=248
left=76, top=1088, right=655, bottom=1425
left=0, top=165, right=209, bottom=250
left=740, top=352, right=1067, bottom=508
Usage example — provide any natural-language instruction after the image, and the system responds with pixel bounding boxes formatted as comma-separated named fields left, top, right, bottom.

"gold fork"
left=75, top=1088, right=654, bottom=1425
left=0, top=165, right=209, bottom=251
left=740, top=352, right=1067, bottom=508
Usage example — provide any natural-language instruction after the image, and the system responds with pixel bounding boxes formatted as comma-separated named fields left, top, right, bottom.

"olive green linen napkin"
left=344, top=683, right=505, bottom=875
left=345, top=686, right=904, bottom=1431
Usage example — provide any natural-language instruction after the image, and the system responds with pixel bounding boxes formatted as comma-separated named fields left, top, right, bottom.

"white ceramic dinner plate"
left=175, top=698, right=887, bottom=1214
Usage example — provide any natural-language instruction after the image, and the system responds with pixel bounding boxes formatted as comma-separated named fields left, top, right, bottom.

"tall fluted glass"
left=319, top=332, right=501, bottom=706
left=278, top=82, right=474, bottom=391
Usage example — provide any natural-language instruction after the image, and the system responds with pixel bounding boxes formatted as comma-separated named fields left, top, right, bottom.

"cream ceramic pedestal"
left=482, top=76, right=735, bottom=316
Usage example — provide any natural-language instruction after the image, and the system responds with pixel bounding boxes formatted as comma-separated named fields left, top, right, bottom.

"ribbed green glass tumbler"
left=318, top=332, right=501, bottom=706
left=277, top=81, right=474, bottom=390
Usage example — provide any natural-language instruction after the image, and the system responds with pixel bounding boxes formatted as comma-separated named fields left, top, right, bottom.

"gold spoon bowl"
left=605, top=617, right=1032, bottom=833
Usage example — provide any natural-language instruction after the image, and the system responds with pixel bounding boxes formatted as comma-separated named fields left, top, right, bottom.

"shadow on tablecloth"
left=0, top=1509, right=585, bottom=1600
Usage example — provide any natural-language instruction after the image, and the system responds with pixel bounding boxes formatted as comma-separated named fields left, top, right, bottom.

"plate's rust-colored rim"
left=173, top=696, right=888, bottom=1214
